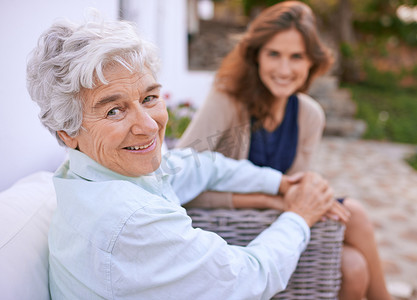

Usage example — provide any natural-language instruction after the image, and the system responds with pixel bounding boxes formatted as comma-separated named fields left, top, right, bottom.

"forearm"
left=183, top=191, right=234, bottom=208
left=232, top=193, right=286, bottom=211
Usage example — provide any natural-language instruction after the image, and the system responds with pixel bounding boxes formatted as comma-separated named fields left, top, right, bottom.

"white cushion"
left=0, top=171, right=56, bottom=300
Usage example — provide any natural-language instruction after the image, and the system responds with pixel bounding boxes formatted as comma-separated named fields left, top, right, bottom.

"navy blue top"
left=248, top=95, right=299, bottom=174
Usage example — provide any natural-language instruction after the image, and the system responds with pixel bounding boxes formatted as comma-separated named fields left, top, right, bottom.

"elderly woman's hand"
left=283, top=172, right=334, bottom=227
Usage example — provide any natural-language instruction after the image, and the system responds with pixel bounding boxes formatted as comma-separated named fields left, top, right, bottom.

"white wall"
left=121, top=0, right=214, bottom=106
left=0, top=0, right=118, bottom=191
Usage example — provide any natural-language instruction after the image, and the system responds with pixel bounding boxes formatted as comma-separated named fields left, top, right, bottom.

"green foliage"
left=165, top=102, right=196, bottom=139
left=361, top=61, right=399, bottom=89
left=242, top=0, right=278, bottom=15
left=340, top=42, right=354, bottom=58
left=406, top=152, right=417, bottom=170
left=410, top=65, right=417, bottom=77
left=342, top=64, right=417, bottom=145
left=354, top=16, right=417, bottom=46
left=348, top=0, right=417, bottom=46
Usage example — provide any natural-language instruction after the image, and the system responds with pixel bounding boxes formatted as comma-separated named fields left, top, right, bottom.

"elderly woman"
left=26, top=18, right=333, bottom=299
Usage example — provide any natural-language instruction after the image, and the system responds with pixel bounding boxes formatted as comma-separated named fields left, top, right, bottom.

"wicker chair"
left=187, top=208, right=345, bottom=300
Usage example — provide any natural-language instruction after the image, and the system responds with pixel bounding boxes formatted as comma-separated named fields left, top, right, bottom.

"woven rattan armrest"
left=187, top=208, right=345, bottom=300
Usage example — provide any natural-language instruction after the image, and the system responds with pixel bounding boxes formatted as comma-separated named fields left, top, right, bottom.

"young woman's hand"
left=278, top=172, right=304, bottom=195
left=323, top=200, right=351, bottom=224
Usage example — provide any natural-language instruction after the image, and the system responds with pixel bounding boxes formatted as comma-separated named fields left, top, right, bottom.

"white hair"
left=26, top=17, right=160, bottom=146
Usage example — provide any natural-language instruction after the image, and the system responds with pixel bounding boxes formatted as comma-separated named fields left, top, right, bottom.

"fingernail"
left=331, top=214, right=340, bottom=221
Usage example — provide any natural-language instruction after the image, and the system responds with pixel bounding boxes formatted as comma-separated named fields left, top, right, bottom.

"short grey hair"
left=26, top=17, right=160, bottom=146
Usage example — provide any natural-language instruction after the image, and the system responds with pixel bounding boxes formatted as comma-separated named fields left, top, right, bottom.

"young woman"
left=177, top=1, right=391, bottom=299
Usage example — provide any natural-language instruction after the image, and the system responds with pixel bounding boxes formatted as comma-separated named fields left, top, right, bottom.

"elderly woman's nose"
left=130, top=109, right=158, bottom=135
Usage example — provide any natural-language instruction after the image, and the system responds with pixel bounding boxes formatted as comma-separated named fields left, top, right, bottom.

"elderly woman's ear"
left=57, top=131, right=78, bottom=149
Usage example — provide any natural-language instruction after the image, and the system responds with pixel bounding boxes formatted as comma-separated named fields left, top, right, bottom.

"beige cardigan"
left=176, top=87, right=325, bottom=208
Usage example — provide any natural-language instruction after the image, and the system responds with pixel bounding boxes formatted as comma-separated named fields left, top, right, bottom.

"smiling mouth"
left=124, top=138, right=156, bottom=150
left=272, top=77, right=292, bottom=85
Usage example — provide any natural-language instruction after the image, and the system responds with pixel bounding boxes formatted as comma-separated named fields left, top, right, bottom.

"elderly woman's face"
left=59, top=64, right=168, bottom=177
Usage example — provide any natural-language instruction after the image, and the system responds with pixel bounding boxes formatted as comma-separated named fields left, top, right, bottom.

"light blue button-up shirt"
left=49, top=148, right=310, bottom=300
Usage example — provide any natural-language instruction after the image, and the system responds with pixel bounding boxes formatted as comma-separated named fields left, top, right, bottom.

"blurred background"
left=186, top=0, right=417, bottom=148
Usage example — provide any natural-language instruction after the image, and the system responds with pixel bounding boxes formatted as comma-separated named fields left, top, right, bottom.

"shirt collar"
left=67, top=149, right=170, bottom=185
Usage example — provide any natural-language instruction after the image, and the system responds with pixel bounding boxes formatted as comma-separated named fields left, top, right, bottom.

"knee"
left=339, top=246, right=370, bottom=300
left=344, top=198, right=375, bottom=235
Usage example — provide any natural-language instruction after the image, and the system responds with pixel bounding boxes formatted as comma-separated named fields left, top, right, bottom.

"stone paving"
left=311, top=137, right=417, bottom=300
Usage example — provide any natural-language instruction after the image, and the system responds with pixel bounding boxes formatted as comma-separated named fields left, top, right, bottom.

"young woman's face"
left=258, top=28, right=313, bottom=102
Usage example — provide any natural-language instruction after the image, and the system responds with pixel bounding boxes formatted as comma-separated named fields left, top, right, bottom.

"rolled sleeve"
left=256, top=166, right=282, bottom=195
left=168, top=149, right=283, bottom=204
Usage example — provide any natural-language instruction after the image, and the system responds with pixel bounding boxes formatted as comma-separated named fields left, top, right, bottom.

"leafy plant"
left=165, top=101, right=196, bottom=140
left=406, top=152, right=417, bottom=170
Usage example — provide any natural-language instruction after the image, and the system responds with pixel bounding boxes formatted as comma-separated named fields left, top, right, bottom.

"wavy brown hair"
left=215, top=1, right=333, bottom=122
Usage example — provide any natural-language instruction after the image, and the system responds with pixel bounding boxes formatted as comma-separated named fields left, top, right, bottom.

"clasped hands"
left=279, top=172, right=351, bottom=227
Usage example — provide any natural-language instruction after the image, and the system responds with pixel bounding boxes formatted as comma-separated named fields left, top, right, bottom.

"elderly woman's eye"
left=107, top=107, right=121, bottom=117
left=143, top=95, right=158, bottom=104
